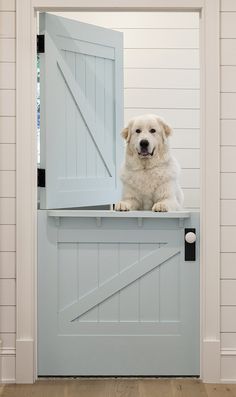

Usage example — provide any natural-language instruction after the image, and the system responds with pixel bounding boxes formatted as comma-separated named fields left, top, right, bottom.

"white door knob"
left=185, top=232, right=196, bottom=244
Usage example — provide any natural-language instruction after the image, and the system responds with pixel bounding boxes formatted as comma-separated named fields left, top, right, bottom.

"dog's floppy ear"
left=157, top=117, right=172, bottom=139
left=121, top=119, right=133, bottom=142
left=121, top=127, right=129, bottom=141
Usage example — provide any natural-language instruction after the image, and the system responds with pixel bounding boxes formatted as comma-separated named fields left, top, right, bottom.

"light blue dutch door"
left=38, top=13, right=200, bottom=376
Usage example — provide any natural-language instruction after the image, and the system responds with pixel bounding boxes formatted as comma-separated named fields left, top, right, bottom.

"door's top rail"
left=47, top=210, right=191, bottom=218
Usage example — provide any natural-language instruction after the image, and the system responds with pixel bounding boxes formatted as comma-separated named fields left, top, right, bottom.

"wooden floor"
left=1, top=379, right=236, bottom=397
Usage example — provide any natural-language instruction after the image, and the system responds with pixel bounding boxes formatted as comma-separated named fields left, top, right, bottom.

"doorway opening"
left=36, top=10, right=201, bottom=377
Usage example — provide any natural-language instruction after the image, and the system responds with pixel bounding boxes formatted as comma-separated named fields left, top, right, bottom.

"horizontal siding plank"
left=221, top=356, right=236, bottom=381
left=0, top=171, right=15, bottom=197
left=0, top=225, right=15, bottom=251
left=0, top=279, right=15, bottom=305
left=221, top=280, right=236, bottom=305
left=52, top=12, right=199, bottom=29
left=221, top=306, right=236, bottom=332
left=221, top=173, right=236, bottom=199
left=124, top=69, right=200, bottom=89
left=124, top=109, right=200, bottom=128
left=0, top=39, right=15, bottom=62
left=0, top=90, right=15, bottom=116
left=0, top=117, right=15, bottom=143
left=221, top=39, right=236, bottom=65
left=0, top=12, right=15, bottom=38
left=124, top=49, right=199, bottom=69
left=221, top=13, right=236, bottom=38
left=0, top=252, right=15, bottom=278
left=172, top=148, right=200, bottom=169
left=0, top=306, right=15, bottom=332
left=221, top=66, right=236, bottom=92
left=0, top=333, right=15, bottom=348
left=182, top=188, right=200, bottom=208
left=180, top=169, right=200, bottom=188
left=0, top=63, right=15, bottom=89
left=221, top=226, right=236, bottom=252
left=221, top=120, right=236, bottom=146
left=221, top=0, right=236, bottom=11
left=221, top=200, right=236, bottom=225
left=221, top=253, right=236, bottom=279
left=221, top=333, right=236, bottom=350
left=0, top=144, right=15, bottom=170
left=0, top=198, right=15, bottom=224
left=124, top=88, right=199, bottom=109
left=221, top=147, right=236, bottom=172
left=0, top=0, right=15, bottom=11
left=121, top=29, right=199, bottom=49
left=221, top=93, right=236, bottom=119
left=170, top=129, right=200, bottom=149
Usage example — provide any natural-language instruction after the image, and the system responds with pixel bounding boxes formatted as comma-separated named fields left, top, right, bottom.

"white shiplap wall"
left=52, top=11, right=200, bottom=209
left=220, top=0, right=236, bottom=382
left=0, top=0, right=16, bottom=383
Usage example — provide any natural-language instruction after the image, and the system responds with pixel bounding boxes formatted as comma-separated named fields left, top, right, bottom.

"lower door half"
left=37, top=211, right=199, bottom=376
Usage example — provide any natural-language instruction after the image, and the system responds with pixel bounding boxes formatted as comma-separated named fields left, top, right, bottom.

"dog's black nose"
left=140, top=139, right=149, bottom=148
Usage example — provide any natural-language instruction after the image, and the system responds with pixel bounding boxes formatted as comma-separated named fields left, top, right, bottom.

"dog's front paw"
left=115, top=201, right=131, bottom=211
left=152, top=202, right=169, bottom=212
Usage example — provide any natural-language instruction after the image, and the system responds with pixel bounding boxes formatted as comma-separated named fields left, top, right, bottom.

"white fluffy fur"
left=115, top=114, right=184, bottom=212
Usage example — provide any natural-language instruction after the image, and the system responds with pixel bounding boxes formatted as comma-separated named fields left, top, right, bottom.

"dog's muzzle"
left=138, top=139, right=154, bottom=157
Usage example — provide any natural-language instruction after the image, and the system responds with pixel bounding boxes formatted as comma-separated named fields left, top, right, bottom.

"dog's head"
left=121, top=114, right=172, bottom=159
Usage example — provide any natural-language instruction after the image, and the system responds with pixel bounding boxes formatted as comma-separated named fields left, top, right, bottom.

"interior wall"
left=220, top=0, right=236, bottom=382
left=0, top=0, right=16, bottom=383
left=1, top=2, right=236, bottom=383
left=51, top=11, right=200, bottom=209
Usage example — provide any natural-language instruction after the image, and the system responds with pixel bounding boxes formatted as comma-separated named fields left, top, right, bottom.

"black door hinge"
left=37, top=35, right=45, bottom=53
left=38, top=168, right=46, bottom=187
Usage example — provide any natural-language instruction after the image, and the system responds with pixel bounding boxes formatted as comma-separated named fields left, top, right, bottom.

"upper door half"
left=39, top=13, right=123, bottom=209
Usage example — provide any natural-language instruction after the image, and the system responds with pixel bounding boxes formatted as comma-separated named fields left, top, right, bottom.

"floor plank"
left=138, top=378, right=172, bottom=397
left=205, top=384, right=236, bottom=397
left=171, top=379, right=207, bottom=397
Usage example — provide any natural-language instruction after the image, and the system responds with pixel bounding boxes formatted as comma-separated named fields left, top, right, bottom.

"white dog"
left=115, top=114, right=184, bottom=212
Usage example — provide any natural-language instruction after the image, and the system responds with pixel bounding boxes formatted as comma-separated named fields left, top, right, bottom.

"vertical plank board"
left=95, top=57, right=106, bottom=177
left=49, top=49, right=67, bottom=179
left=75, top=53, right=87, bottom=178
left=139, top=243, right=160, bottom=322
left=119, top=243, right=139, bottom=322
left=85, top=55, right=96, bottom=177
left=58, top=243, right=77, bottom=311
left=77, top=243, right=98, bottom=322
left=98, top=243, right=119, bottom=321
left=159, top=254, right=179, bottom=321
left=65, top=51, right=77, bottom=177
left=104, top=59, right=114, bottom=178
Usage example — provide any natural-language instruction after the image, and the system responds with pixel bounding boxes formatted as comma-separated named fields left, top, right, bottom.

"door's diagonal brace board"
left=49, top=36, right=114, bottom=176
left=60, top=245, right=180, bottom=323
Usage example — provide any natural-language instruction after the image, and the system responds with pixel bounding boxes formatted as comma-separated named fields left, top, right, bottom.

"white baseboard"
left=0, top=354, right=16, bottom=383
left=16, top=339, right=35, bottom=384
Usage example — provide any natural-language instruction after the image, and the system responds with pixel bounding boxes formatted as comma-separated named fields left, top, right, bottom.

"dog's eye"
left=136, top=129, right=141, bottom=133
left=150, top=129, right=156, bottom=133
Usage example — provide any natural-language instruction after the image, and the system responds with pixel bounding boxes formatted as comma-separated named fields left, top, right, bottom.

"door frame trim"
left=16, top=0, right=220, bottom=383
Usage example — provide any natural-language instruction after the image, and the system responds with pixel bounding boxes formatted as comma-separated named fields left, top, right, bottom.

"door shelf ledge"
left=47, top=210, right=191, bottom=219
